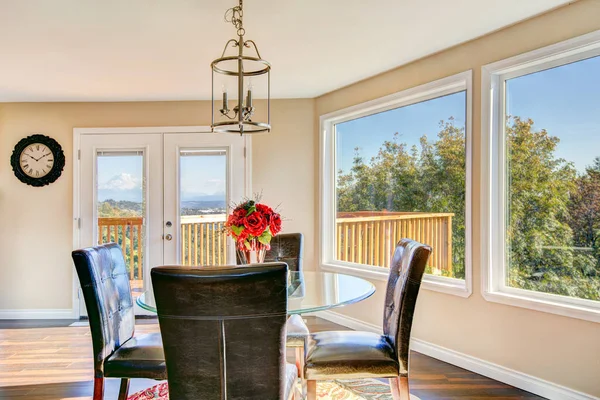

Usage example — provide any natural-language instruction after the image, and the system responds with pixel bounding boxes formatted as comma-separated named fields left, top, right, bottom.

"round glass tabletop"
left=136, top=271, right=375, bottom=315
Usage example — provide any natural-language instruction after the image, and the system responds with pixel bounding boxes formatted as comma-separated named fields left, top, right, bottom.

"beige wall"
left=315, top=0, right=600, bottom=396
left=0, top=99, right=315, bottom=310
left=1, top=0, right=600, bottom=396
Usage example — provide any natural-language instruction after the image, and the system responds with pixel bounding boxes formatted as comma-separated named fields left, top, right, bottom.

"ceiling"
left=0, top=0, right=572, bottom=102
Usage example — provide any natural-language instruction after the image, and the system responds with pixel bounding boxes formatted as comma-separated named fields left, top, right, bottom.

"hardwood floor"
left=0, top=317, right=541, bottom=399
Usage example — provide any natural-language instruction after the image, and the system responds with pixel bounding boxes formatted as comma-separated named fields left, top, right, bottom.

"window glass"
left=179, top=150, right=227, bottom=266
left=335, top=91, right=467, bottom=279
left=505, top=55, right=600, bottom=301
left=97, top=152, right=145, bottom=296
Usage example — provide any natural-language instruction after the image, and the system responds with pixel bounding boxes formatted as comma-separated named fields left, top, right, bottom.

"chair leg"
left=93, top=377, right=104, bottom=400
left=118, top=378, right=130, bottom=400
left=389, top=376, right=410, bottom=400
left=295, top=347, right=305, bottom=379
left=307, top=380, right=317, bottom=400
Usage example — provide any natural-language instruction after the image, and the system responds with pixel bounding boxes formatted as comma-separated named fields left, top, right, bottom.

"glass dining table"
left=136, top=271, right=376, bottom=315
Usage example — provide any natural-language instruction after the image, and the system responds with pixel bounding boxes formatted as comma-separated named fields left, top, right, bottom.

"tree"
left=337, top=119, right=467, bottom=279
left=336, top=115, right=600, bottom=300
left=504, top=117, right=577, bottom=290
left=501, top=117, right=598, bottom=300
left=569, top=158, right=600, bottom=254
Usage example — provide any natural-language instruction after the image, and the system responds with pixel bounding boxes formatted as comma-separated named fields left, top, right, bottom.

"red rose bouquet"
left=224, top=199, right=282, bottom=256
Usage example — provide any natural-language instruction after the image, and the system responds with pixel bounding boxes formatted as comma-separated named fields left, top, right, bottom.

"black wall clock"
left=11, top=134, right=65, bottom=187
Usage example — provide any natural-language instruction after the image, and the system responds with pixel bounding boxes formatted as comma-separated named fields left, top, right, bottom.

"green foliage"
left=98, top=200, right=143, bottom=279
left=98, top=199, right=142, bottom=217
left=504, top=117, right=600, bottom=301
left=231, top=225, right=244, bottom=236
left=258, top=229, right=273, bottom=246
left=337, top=115, right=600, bottom=301
left=337, top=118, right=467, bottom=279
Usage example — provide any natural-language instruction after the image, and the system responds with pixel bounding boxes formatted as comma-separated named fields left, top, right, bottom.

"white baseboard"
left=0, top=309, right=77, bottom=320
left=318, top=310, right=382, bottom=333
left=317, top=310, right=598, bottom=400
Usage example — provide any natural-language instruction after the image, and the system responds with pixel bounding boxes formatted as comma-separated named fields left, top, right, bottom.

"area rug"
left=128, top=378, right=400, bottom=399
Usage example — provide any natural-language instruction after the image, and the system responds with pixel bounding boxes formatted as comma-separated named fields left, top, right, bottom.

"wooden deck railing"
left=97, top=215, right=228, bottom=282
left=180, top=214, right=227, bottom=266
left=336, top=212, right=454, bottom=274
left=98, top=211, right=454, bottom=281
left=98, top=217, right=144, bottom=280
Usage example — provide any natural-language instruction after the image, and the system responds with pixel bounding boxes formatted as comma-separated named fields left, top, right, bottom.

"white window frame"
left=481, top=30, right=600, bottom=323
left=320, top=71, right=473, bottom=298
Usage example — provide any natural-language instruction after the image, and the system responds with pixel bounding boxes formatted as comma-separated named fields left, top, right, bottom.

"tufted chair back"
left=151, top=263, right=289, bottom=400
left=382, top=239, right=431, bottom=377
left=266, top=233, right=303, bottom=273
left=237, top=233, right=304, bottom=272
left=72, top=243, right=135, bottom=378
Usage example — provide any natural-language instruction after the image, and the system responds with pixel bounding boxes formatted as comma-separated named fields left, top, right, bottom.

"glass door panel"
left=79, top=133, right=163, bottom=316
left=78, top=131, right=246, bottom=316
left=96, top=151, right=146, bottom=297
left=163, top=133, right=246, bottom=266
left=179, top=150, right=228, bottom=266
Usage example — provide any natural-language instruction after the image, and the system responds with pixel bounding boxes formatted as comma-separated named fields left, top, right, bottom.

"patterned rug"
left=128, top=378, right=406, bottom=399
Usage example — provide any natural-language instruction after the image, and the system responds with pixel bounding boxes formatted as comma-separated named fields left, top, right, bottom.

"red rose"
left=269, top=213, right=282, bottom=235
left=232, top=208, right=247, bottom=225
left=244, top=212, right=268, bottom=237
left=256, top=203, right=274, bottom=217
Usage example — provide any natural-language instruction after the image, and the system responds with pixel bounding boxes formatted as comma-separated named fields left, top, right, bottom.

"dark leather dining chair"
left=151, top=263, right=298, bottom=400
left=304, top=239, right=431, bottom=400
left=236, top=233, right=304, bottom=272
left=72, top=243, right=166, bottom=400
left=237, top=233, right=309, bottom=378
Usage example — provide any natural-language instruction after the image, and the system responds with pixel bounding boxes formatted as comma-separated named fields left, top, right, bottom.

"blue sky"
left=506, top=55, right=600, bottom=173
left=336, top=55, right=600, bottom=175
left=97, top=152, right=226, bottom=203
left=336, top=92, right=466, bottom=174
left=97, top=155, right=143, bottom=202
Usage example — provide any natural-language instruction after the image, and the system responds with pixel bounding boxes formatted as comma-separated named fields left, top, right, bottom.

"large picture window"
left=482, top=30, right=600, bottom=322
left=321, top=72, right=472, bottom=297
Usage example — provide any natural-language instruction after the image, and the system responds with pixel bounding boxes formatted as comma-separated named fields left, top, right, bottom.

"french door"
left=76, top=129, right=247, bottom=316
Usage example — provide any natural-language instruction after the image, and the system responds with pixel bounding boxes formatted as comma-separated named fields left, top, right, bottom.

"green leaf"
left=231, top=225, right=244, bottom=236
left=246, top=205, right=256, bottom=215
left=258, top=230, right=272, bottom=246
left=244, top=240, right=252, bottom=250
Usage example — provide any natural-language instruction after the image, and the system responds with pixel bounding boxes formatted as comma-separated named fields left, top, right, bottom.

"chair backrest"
left=151, top=263, right=289, bottom=400
left=266, top=233, right=303, bottom=273
left=71, top=243, right=135, bottom=377
left=237, top=233, right=304, bottom=272
left=382, top=239, right=431, bottom=377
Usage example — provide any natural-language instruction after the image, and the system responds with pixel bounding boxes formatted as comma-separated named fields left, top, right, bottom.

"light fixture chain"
left=225, top=0, right=245, bottom=37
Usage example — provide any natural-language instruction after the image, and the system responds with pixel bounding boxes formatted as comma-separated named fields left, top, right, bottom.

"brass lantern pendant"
left=211, top=0, right=271, bottom=135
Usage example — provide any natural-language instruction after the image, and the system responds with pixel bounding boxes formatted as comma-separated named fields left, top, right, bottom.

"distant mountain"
left=180, top=192, right=226, bottom=202
left=181, top=200, right=226, bottom=215
left=181, top=200, right=225, bottom=209
left=99, top=173, right=140, bottom=190
left=98, top=173, right=143, bottom=202
left=98, top=189, right=143, bottom=202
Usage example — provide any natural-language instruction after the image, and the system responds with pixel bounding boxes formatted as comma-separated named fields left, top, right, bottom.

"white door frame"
left=72, top=126, right=252, bottom=318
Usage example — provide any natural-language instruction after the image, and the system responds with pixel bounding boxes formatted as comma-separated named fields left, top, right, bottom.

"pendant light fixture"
left=211, top=0, right=271, bottom=135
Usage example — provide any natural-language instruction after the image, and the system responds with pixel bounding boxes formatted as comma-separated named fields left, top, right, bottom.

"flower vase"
left=237, top=239, right=267, bottom=265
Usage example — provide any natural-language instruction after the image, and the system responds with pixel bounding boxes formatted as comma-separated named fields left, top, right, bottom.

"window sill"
left=320, top=262, right=471, bottom=298
left=482, top=289, right=600, bottom=323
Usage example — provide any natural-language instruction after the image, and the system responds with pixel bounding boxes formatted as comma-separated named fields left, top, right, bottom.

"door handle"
left=165, top=234, right=173, bottom=241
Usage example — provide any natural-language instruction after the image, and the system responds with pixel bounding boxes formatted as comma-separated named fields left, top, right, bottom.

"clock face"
left=11, top=134, right=65, bottom=187
left=19, top=143, right=55, bottom=178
